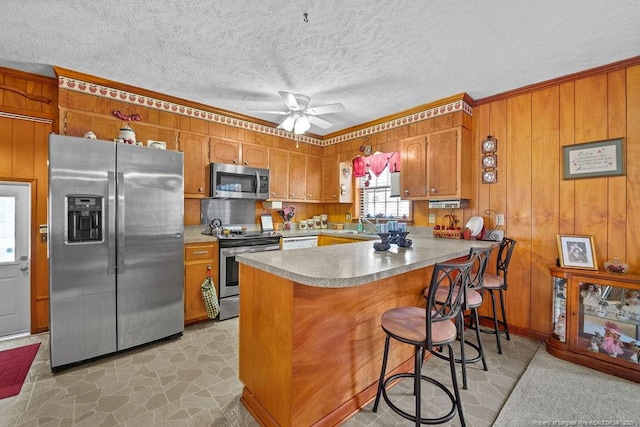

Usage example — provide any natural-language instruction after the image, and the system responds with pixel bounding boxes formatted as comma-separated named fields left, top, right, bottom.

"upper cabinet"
left=401, top=136, right=427, bottom=199
left=400, top=126, right=472, bottom=201
left=242, top=143, right=269, bottom=168
left=210, top=137, right=240, bottom=165
left=322, top=155, right=352, bottom=203
left=268, top=148, right=289, bottom=200
left=288, top=151, right=306, bottom=201
left=305, top=155, right=322, bottom=202
left=179, top=131, right=209, bottom=198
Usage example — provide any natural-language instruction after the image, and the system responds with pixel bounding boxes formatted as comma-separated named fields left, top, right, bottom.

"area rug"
left=493, top=346, right=639, bottom=426
left=0, top=343, right=40, bottom=399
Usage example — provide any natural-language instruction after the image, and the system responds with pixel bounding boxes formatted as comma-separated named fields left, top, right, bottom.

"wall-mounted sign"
left=562, top=138, right=624, bottom=180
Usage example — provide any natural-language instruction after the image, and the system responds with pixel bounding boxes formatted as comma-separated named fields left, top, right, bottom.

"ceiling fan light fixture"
left=294, top=114, right=311, bottom=134
left=281, top=115, right=295, bottom=132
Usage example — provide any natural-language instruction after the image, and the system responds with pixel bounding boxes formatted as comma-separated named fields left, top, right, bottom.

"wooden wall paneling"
left=505, top=93, right=532, bottom=330
left=0, top=116, right=12, bottom=176
left=558, top=82, right=576, bottom=235
left=530, top=86, right=560, bottom=333
left=487, top=100, right=508, bottom=234
left=12, top=120, right=35, bottom=178
left=4, top=75, right=27, bottom=110
left=574, top=76, right=609, bottom=264
left=471, top=104, right=491, bottom=217
left=208, top=121, right=226, bottom=137
left=33, top=121, right=52, bottom=332
left=606, top=69, right=628, bottom=262
left=184, top=199, right=201, bottom=226
left=626, top=65, right=640, bottom=272
left=66, top=90, right=99, bottom=112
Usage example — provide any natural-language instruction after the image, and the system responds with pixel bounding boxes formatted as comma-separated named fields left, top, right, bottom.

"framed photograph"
left=557, top=235, right=598, bottom=270
left=562, top=138, right=624, bottom=180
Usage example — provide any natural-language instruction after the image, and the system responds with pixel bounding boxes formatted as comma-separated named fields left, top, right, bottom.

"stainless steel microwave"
left=209, top=163, right=270, bottom=199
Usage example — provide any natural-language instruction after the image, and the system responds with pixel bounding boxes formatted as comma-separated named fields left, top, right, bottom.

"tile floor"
left=0, top=319, right=540, bottom=427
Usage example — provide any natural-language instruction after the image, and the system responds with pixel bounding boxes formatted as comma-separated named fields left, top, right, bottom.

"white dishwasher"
left=281, top=235, right=318, bottom=250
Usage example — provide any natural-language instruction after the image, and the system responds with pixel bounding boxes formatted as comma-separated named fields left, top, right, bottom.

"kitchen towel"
left=0, top=342, right=40, bottom=399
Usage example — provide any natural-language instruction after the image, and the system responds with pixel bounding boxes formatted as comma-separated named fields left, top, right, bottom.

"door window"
left=0, top=195, right=16, bottom=263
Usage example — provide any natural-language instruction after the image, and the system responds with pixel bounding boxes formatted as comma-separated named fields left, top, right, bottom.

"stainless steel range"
left=206, top=229, right=281, bottom=320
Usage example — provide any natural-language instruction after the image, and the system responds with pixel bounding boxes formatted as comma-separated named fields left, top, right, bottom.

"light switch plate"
left=429, top=213, right=436, bottom=223
left=496, top=214, right=505, bottom=226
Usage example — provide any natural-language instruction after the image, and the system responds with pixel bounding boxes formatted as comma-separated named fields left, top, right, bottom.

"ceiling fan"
left=249, top=91, right=345, bottom=134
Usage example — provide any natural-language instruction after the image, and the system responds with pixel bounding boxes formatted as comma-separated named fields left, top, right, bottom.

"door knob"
left=20, top=265, right=29, bottom=271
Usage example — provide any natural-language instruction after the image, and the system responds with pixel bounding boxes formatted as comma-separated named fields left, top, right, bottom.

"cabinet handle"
left=270, top=191, right=275, bottom=196
left=307, top=194, right=312, bottom=198
left=198, top=186, right=203, bottom=192
left=430, top=188, right=438, bottom=194
left=290, top=193, right=295, bottom=197
left=244, top=161, right=248, bottom=165
left=192, top=250, right=209, bottom=255
left=404, top=189, right=409, bottom=195
left=233, top=159, right=237, bottom=164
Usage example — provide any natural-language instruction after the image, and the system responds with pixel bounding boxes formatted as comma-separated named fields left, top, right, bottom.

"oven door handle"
left=220, top=244, right=280, bottom=257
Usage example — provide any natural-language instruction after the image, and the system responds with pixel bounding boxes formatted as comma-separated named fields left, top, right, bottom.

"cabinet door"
left=318, top=235, right=356, bottom=246
left=269, top=148, right=289, bottom=199
left=242, top=143, right=269, bottom=168
left=322, top=154, right=340, bottom=202
left=427, top=129, right=458, bottom=198
left=210, top=137, right=240, bottom=164
left=401, top=136, right=427, bottom=199
left=179, top=132, right=209, bottom=197
left=184, top=242, right=218, bottom=324
left=288, top=152, right=306, bottom=200
left=339, top=161, right=353, bottom=203
left=305, top=155, right=322, bottom=201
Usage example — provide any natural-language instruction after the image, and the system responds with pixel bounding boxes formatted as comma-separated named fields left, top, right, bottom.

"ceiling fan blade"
left=307, top=115, right=334, bottom=129
left=306, top=103, right=345, bottom=115
left=247, top=109, right=289, bottom=115
left=278, top=91, right=299, bottom=110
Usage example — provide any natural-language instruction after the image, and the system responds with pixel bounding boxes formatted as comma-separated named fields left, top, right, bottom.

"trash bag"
left=201, top=277, right=220, bottom=319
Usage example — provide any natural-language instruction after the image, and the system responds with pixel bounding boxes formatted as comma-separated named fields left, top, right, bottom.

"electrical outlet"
left=346, top=212, right=352, bottom=220
left=497, top=213, right=505, bottom=226
left=429, top=213, right=436, bottom=223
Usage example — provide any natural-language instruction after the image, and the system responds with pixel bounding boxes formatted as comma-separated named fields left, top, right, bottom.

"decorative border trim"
left=58, top=76, right=472, bottom=146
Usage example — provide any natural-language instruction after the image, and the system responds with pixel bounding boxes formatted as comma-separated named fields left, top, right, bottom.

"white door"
left=0, top=182, right=31, bottom=338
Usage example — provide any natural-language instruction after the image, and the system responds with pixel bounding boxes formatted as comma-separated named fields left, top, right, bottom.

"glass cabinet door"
left=569, top=276, right=640, bottom=366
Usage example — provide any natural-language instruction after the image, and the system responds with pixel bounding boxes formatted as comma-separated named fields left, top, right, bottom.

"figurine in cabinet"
left=629, top=341, right=640, bottom=364
left=553, top=313, right=566, bottom=342
left=621, top=290, right=640, bottom=321
left=581, top=284, right=601, bottom=312
left=589, top=331, right=603, bottom=352
left=601, top=321, right=624, bottom=358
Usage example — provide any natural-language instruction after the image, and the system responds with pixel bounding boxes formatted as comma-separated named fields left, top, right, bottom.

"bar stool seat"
left=373, top=258, right=475, bottom=426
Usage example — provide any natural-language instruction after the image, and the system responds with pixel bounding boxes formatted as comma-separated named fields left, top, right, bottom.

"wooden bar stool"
left=430, top=246, right=493, bottom=389
left=479, top=237, right=516, bottom=354
left=373, top=257, right=475, bottom=427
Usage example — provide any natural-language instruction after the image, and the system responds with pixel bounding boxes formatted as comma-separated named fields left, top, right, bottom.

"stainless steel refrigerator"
left=48, top=134, right=184, bottom=369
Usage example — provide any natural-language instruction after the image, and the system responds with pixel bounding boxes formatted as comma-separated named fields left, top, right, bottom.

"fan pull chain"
left=303, top=13, right=308, bottom=23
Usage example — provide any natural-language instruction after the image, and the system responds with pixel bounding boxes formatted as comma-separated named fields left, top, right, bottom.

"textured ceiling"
left=1, top=1, right=639, bottom=136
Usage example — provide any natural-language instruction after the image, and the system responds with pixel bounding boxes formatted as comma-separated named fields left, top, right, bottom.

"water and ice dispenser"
left=67, top=195, right=103, bottom=242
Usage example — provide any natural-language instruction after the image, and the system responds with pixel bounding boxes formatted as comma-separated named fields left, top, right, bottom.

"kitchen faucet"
left=360, top=217, right=378, bottom=233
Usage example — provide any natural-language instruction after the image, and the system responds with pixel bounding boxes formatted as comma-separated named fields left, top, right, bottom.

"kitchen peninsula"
left=236, top=236, right=494, bottom=427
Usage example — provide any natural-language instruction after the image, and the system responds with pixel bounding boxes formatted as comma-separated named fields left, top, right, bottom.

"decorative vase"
left=604, top=257, right=629, bottom=275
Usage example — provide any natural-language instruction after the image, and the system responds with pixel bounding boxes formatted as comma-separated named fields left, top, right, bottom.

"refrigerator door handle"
left=116, top=172, right=125, bottom=274
left=108, top=171, right=117, bottom=275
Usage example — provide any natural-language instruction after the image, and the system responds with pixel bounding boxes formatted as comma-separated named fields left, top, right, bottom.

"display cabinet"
left=547, top=266, right=640, bottom=382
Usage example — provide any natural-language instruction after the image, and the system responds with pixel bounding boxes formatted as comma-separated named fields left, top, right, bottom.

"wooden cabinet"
left=305, top=155, right=322, bottom=202
left=268, top=148, right=289, bottom=199
left=184, top=242, right=219, bottom=324
left=318, top=235, right=358, bottom=246
left=288, top=152, right=306, bottom=200
left=400, top=136, right=427, bottom=199
left=426, top=127, right=472, bottom=200
left=547, top=267, right=640, bottom=383
left=179, top=131, right=209, bottom=197
left=242, top=143, right=269, bottom=168
left=400, top=126, right=472, bottom=200
left=322, top=155, right=352, bottom=203
left=210, top=137, right=240, bottom=164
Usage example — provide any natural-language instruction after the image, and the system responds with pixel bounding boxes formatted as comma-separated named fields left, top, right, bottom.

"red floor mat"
left=0, top=343, right=40, bottom=399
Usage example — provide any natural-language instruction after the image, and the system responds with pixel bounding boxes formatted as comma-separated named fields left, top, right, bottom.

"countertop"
left=236, top=234, right=495, bottom=288
left=183, top=225, right=394, bottom=244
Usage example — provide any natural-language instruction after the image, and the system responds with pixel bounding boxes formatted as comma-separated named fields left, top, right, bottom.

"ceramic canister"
left=313, top=216, right=321, bottom=229
left=299, top=220, right=307, bottom=230
left=320, top=214, right=328, bottom=229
